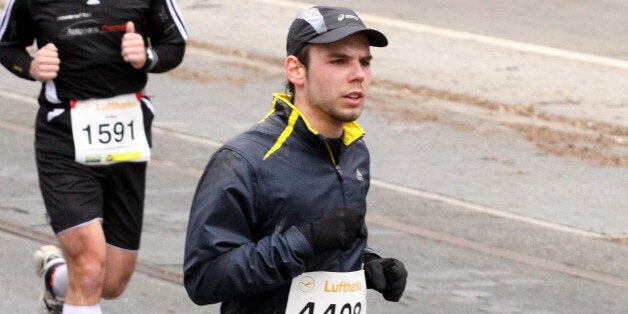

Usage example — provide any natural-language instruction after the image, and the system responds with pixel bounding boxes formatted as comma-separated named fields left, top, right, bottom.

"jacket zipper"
left=334, top=164, right=347, bottom=206
left=325, top=140, right=348, bottom=269
left=324, top=140, right=346, bottom=206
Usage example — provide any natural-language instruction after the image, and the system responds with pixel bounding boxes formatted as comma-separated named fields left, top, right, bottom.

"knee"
left=101, top=269, right=133, bottom=299
left=102, top=286, right=125, bottom=299
left=73, top=259, right=105, bottom=289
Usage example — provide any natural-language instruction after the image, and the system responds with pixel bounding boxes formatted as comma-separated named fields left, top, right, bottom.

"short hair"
left=285, top=44, right=312, bottom=96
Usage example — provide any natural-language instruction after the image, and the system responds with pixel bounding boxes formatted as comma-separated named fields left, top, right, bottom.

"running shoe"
left=33, top=245, right=65, bottom=314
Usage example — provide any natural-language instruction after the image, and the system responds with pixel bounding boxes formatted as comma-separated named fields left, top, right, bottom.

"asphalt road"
left=1, top=0, right=626, bottom=313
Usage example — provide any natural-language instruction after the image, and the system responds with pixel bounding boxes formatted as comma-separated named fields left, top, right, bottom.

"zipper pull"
left=334, top=165, right=344, bottom=182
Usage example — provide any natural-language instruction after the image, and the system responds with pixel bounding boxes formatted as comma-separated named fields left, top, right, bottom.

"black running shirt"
left=0, top=0, right=188, bottom=102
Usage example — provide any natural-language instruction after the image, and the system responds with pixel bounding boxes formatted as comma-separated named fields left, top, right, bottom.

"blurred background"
left=1, top=0, right=626, bottom=312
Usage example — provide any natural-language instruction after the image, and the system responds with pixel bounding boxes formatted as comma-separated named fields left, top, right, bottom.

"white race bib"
left=71, top=93, right=150, bottom=165
left=286, top=270, right=367, bottom=314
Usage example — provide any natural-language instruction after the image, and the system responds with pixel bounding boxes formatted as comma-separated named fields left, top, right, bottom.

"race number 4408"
left=286, top=271, right=367, bottom=314
left=298, top=301, right=363, bottom=314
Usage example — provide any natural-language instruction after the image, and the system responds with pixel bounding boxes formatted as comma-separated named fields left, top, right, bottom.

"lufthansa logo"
left=298, top=275, right=315, bottom=292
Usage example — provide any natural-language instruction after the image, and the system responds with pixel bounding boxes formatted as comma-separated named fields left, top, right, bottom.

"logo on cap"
left=338, top=14, right=359, bottom=22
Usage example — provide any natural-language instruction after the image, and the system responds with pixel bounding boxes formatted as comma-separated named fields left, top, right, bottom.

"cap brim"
left=308, top=25, right=388, bottom=47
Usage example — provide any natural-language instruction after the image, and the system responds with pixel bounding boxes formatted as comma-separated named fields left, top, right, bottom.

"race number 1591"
left=82, top=121, right=135, bottom=145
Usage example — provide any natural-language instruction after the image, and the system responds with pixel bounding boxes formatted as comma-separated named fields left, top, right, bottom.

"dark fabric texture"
left=364, top=257, right=408, bottom=302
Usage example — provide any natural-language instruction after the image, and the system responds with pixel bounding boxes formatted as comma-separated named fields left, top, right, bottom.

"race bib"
left=71, top=93, right=150, bottom=165
left=286, top=270, right=367, bottom=314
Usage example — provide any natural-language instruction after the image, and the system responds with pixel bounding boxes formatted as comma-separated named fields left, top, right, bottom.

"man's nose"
left=350, top=61, right=367, bottom=82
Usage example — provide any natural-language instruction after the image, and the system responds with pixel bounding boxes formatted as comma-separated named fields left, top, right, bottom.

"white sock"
left=62, top=303, right=102, bottom=314
left=51, top=263, right=68, bottom=297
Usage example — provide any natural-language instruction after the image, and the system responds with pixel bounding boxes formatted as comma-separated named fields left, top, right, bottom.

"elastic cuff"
left=364, top=246, right=381, bottom=258
left=286, top=226, right=315, bottom=259
left=297, top=224, right=314, bottom=248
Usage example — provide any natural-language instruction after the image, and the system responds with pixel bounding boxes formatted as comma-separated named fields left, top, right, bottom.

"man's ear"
left=285, top=55, right=305, bottom=87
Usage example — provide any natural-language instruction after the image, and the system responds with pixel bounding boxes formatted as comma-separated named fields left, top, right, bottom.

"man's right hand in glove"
left=297, top=206, right=367, bottom=254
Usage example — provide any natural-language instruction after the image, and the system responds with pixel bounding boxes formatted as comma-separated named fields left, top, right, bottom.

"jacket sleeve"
left=142, top=0, right=189, bottom=73
left=183, top=148, right=315, bottom=305
left=0, top=0, right=36, bottom=80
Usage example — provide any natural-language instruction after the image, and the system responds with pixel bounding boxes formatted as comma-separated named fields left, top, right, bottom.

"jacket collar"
left=270, top=93, right=365, bottom=144
left=261, top=93, right=365, bottom=160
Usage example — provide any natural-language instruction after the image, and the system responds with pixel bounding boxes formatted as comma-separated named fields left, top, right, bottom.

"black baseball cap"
left=286, top=6, right=388, bottom=56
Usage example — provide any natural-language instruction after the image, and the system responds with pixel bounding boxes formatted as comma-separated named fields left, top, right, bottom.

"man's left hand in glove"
left=364, top=255, right=408, bottom=302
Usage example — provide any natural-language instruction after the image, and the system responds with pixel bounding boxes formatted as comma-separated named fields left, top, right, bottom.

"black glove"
left=364, top=256, right=407, bottom=302
left=298, top=206, right=366, bottom=254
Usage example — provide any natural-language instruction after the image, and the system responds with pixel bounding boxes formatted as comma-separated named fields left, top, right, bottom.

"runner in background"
left=184, top=6, right=407, bottom=313
left=0, top=1, right=188, bottom=313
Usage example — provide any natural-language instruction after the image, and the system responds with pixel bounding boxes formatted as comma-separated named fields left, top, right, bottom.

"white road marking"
left=256, top=0, right=628, bottom=70
left=370, top=179, right=605, bottom=238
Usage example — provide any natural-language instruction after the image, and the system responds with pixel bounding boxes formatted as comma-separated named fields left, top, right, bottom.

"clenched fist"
left=121, top=21, right=146, bottom=69
left=297, top=206, right=367, bottom=254
left=29, top=43, right=60, bottom=82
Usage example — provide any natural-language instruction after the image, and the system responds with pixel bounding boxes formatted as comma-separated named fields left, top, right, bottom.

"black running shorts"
left=36, top=149, right=146, bottom=250
left=33, top=97, right=154, bottom=251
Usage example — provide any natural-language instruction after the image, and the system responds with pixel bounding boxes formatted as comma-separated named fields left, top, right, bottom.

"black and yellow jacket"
left=184, top=93, right=372, bottom=313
